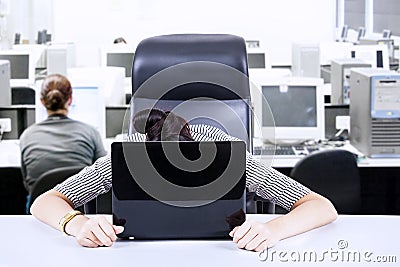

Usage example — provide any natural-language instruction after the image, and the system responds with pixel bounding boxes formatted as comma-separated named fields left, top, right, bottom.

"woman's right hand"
left=67, top=215, right=124, bottom=247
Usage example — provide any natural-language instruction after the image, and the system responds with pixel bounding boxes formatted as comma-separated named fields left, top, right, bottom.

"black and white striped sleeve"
left=53, top=133, right=146, bottom=208
left=53, top=154, right=112, bottom=208
left=191, top=124, right=312, bottom=211
left=245, top=155, right=312, bottom=211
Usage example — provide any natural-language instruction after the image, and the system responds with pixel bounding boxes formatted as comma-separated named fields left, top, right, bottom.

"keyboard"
left=253, top=145, right=321, bottom=157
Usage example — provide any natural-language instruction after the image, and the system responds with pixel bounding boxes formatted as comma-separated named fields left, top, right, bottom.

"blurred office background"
left=2, top=0, right=336, bottom=66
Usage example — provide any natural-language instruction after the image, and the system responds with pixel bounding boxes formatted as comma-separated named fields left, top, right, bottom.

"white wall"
left=51, top=0, right=336, bottom=67
left=5, top=0, right=336, bottom=67
left=6, top=0, right=53, bottom=46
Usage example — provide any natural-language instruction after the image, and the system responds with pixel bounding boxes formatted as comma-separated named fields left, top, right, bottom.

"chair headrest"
left=132, top=34, right=250, bottom=100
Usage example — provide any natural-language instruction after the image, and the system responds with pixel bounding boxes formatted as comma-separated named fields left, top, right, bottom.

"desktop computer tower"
left=291, top=43, right=320, bottom=78
left=331, top=58, right=371, bottom=105
left=350, top=68, right=400, bottom=157
left=0, top=60, right=11, bottom=106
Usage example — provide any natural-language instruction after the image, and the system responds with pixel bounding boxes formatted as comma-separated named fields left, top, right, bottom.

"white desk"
left=0, top=214, right=399, bottom=267
left=256, top=155, right=400, bottom=168
left=0, top=139, right=21, bottom=167
left=0, top=138, right=116, bottom=168
left=253, top=142, right=400, bottom=168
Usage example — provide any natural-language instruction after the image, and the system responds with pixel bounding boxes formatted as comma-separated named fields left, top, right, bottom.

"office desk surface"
left=257, top=155, right=400, bottom=168
left=0, top=214, right=399, bottom=267
left=0, top=139, right=20, bottom=167
left=254, top=142, right=400, bottom=168
left=0, top=138, right=116, bottom=168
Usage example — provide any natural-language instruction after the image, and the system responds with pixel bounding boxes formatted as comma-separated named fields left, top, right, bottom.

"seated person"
left=31, top=108, right=337, bottom=251
left=20, top=74, right=107, bottom=201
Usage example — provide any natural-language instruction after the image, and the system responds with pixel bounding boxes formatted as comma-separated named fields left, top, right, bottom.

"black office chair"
left=28, top=166, right=91, bottom=213
left=131, top=34, right=252, bottom=150
left=11, top=87, right=35, bottom=105
left=0, top=167, right=28, bottom=215
left=130, top=34, right=270, bottom=213
left=290, top=149, right=362, bottom=214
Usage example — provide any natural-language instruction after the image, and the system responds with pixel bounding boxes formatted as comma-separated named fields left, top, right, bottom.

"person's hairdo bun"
left=44, top=89, right=64, bottom=111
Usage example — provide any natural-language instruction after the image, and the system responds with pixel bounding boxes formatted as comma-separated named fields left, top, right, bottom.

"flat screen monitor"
left=35, top=84, right=106, bottom=139
left=350, top=44, right=389, bottom=69
left=0, top=50, right=35, bottom=87
left=106, top=53, right=134, bottom=77
left=67, top=67, right=125, bottom=107
left=252, top=77, right=325, bottom=144
left=101, top=45, right=135, bottom=78
left=248, top=53, right=266, bottom=69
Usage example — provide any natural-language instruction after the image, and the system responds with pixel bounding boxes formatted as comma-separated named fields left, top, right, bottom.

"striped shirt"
left=54, top=125, right=311, bottom=211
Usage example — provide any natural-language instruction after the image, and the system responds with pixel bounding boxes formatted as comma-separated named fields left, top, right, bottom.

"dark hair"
left=132, top=109, right=193, bottom=141
left=40, top=74, right=72, bottom=111
left=113, top=37, right=127, bottom=44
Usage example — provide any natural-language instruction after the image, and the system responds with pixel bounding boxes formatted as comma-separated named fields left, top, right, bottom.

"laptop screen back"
left=112, top=141, right=246, bottom=239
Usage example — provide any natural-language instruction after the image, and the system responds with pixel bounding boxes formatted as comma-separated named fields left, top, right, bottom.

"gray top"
left=20, top=115, right=107, bottom=193
left=54, top=124, right=311, bottom=211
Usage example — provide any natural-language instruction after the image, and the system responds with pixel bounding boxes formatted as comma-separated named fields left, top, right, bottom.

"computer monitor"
left=101, top=45, right=135, bottom=96
left=67, top=67, right=125, bottom=107
left=106, top=52, right=134, bottom=77
left=350, top=44, right=390, bottom=69
left=0, top=50, right=36, bottom=87
left=247, top=49, right=267, bottom=69
left=252, top=77, right=325, bottom=144
left=35, top=82, right=106, bottom=139
left=100, top=45, right=135, bottom=78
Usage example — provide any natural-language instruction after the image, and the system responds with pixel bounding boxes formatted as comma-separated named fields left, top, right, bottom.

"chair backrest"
left=290, top=149, right=362, bottom=214
left=130, top=34, right=252, bottom=150
left=0, top=167, right=27, bottom=215
left=28, top=166, right=83, bottom=209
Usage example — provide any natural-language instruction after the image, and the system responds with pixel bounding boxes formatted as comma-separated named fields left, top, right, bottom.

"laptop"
left=111, top=141, right=246, bottom=239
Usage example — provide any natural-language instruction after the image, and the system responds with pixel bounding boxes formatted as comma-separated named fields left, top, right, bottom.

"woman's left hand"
left=229, top=220, right=279, bottom=251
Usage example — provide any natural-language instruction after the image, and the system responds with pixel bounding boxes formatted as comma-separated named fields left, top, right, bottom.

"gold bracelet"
left=59, top=210, right=83, bottom=235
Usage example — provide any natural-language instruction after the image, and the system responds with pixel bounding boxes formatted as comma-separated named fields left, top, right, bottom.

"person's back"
left=19, top=74, right=106, bottom=194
